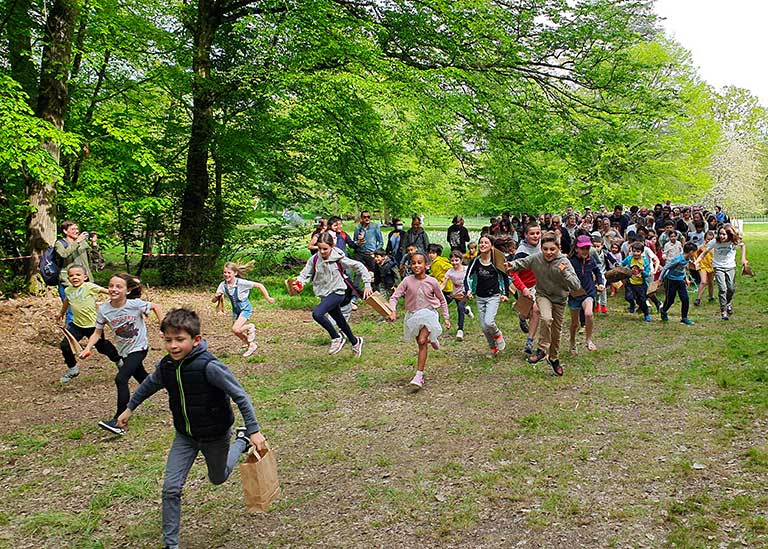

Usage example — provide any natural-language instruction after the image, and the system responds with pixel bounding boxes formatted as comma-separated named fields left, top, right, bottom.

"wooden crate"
left=366, top=291, right=393, bottom=318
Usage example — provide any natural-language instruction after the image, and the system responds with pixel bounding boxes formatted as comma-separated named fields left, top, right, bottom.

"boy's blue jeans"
left=626, top=283, right=650, bottom=315
left=162, top=430, right=247, bottom=547
left=661, top=279, right=689, bottom=319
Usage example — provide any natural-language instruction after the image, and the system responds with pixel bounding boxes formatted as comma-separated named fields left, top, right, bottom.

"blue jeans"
left=57, top=284, right=73, bottom=326
left=661, top=279, right=689, bottom=319
left=162, top=430, right=246, bottom=547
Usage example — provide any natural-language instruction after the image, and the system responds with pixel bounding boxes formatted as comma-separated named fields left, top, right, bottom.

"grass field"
left=0, top=226, right=766, bottom=548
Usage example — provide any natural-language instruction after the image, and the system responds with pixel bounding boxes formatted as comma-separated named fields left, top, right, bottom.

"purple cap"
left=575, top=235, right=592, bottom=248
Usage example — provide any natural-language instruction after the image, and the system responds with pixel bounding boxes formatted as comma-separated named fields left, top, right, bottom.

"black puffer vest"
left=159, top=343, right=234, bottom=441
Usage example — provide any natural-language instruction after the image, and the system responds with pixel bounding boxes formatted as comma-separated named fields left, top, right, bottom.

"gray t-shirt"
left=96, top=299, right=153, bottom=356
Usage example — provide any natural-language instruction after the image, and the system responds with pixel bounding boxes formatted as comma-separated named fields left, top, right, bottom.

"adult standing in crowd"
left=608, top=205, right=629, bottom=236
left=353, top=210, right=383, bottom=271
left=386, top=218, right=405, bottom=265
left=400, top=215, right=430, bottom=256
left=447, top=216, right=471, bottom=253
left=55, top=220, right=94, bottom=326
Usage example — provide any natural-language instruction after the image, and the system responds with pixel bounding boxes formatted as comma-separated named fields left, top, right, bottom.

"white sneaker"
left=60, top=366, right=80, bottom=383
left=465, top=306, right=474, bottom=319
left=456, top=329, right=464, bottom=341
left=243, top=342, right=258, bottom=357
left=245, top=324, right=256, bottom=343
left=328, top=336, right=346, bottom=355
left=352, top=337, right=364, bottom=358
left=409, top=373, right=424, bottom=391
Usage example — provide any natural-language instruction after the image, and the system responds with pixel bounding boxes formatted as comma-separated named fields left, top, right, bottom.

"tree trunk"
left=177, top=3, right=219, bottom=255
left=25, top=0, right=80, bottom=286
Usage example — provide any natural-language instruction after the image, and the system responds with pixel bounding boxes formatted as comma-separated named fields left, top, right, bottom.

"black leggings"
left=312, top=292, right=358, bottom=345
left=60, top=323, right=120, bottom=370
left=114, top=349, right=148, bottom=419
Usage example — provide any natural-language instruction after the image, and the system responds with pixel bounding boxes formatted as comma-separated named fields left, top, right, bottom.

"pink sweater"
left=389, top=275, right=450, bottom=320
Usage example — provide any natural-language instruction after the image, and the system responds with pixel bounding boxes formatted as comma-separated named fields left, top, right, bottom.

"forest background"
left=2, top=0, right=768, bottom=293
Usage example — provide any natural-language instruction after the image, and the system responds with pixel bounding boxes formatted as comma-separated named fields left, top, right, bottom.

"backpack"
left=38, top=238, right=67, bottom=286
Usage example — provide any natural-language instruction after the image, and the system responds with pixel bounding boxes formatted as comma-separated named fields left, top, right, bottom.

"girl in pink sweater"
left=388, top=253, right=451, bottom=391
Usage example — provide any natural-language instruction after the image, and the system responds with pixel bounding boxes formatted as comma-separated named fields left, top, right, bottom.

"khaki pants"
left=536, top=296, right=565, bottom=360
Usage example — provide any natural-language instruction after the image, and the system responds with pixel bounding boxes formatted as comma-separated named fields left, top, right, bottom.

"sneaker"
left=430, top=339, right=440, bottom=351
left=246, top=324, right=256, bottom=343
left=602, top=305, right=608, bottom=314
left=243, top=342, right=258, bottom=357
left=352, top=337, right=364, bottom=357
left=518, top=317, right=529, bottom=333
left=569, top=344, right=577, bottom=356
left=409, top=373, right=424, bottom=391
left=494, top=332, right=506, bottom=352
left=586, top=340, right=597, bottom=351
left=235, top=427, right=251, bottom=454
left=721, top=312, right=729, bottom=321
left=465, top=306, right=474, bottom=319
left=628, top=304, right=635, bottom=314
left=59, top=366, right=80, bottom=383
left=693, top=298, right=701, bottom=307
left=680, top=318, right=695, bottom=326
left=660, top=310, right=669, bottom=321
left=527, top=348, right=546, bottom=364
left=351, top=303, right=359, bottom=311
left=549, top=358, right=564, bottom=376
left=490, top=347, right=499, bottom=358
left=644, top=314, right=652, bottom=322
left=523, top=338, right=534, bottom=355
left=726, top=304, right=734, bottom=315
left=708, top=297, right=715, bottom=303
left=456, top=329, right=464, bottom=341
left=328, top=336, right=346, bottom=355
left=98, top=419, right=125, bottom=436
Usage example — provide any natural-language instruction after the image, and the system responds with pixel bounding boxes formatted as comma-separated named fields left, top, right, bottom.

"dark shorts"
left=568, top=294, right=595, bottom=310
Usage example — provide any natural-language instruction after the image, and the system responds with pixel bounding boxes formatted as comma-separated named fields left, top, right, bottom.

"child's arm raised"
left=149, top=302, right=163, bottom=324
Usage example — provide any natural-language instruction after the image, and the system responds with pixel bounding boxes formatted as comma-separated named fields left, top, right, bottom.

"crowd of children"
left=45, top=203, right=750, bottom=548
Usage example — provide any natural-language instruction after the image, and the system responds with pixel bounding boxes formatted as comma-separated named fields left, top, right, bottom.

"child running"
left=465, top=235, right=510, bottom=357
left=80, top=273, right=163, bottom=435
left=506, top=232, right=581, bottom=376
left=660, top=242, right=698, bottom=325
left=292, top=232, right=371, bottom=355
left=694, top=223, right=748, bottom=320
left=693, top=230, right=715, bottom=306
left=567, top=235, right=605, bottom=354
left=388, top=252, right=451, bottom=390
left=116, top=308, right=266, bottom=549
left=56, top=265, right=121, bottom=383
left=510, top=223, right=542, bottom=354
left=621, top=242, right=652, bottom=321
left=441, top=250, right=470, bottom=340
left=213, top=261, right=275, bottom=358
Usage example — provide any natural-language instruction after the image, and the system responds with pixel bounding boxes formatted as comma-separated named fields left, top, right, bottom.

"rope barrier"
left=0, top=255, right=33, bottom=261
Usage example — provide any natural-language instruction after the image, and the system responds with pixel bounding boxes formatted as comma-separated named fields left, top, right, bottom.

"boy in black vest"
left=117, top=308, right=266, bottom=549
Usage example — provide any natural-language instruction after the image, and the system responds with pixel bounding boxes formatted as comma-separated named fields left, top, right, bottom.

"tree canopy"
left=2, top=0, right=767, bottom=285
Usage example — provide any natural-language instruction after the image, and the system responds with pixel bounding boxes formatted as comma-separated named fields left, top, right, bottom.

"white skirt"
left=403, top=308, right=442, bottom=342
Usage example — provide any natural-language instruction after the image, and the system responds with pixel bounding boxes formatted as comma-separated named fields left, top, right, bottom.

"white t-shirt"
left=707, top=240, right=743, bottom=270
left=216, top=278, right=256, bottom=303
left=96, top=299, right=153, bottom=356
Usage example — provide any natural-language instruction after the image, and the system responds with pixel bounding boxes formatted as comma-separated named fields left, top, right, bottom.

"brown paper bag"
left=647, top=280, right=661, bottom=296
left=492, top=248, right=508, bottom=272
left=240, top=445, right=280, bottom=513
left=514, top=294, right=534, bottom=318
left=742, top=264, right=754, bottom=277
